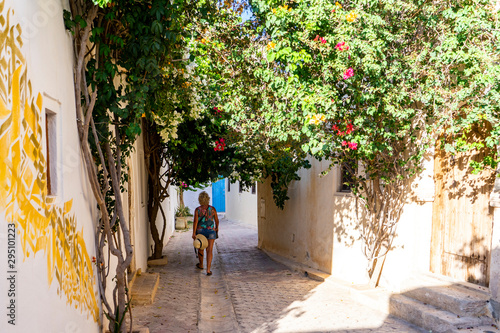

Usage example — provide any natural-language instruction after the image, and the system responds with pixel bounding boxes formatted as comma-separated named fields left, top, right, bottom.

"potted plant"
left=175, top=184, right=192, bottom=229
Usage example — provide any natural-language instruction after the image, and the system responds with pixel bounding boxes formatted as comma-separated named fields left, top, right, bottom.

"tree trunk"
left=148, top=199, right=164, bottom=259
left=144, top=120, right=168, bottom=260
left=179, top=188, right=185, bottom=208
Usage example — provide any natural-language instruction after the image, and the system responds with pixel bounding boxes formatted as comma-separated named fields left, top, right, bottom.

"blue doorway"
left=212, top=179, right=226, bottom=212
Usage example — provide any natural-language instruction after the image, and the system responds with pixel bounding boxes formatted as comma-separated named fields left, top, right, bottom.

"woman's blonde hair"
left=198, top=191, right=210, bottom=206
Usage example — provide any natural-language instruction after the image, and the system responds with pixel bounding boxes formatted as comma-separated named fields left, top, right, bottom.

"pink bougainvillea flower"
left=343, top=68, right=354, bottom=80
left=320, top=37, right=327, bottom=44
left=348, top=142, right=358, bottom=150
left=341, top=141, right=348, bottom=147
left=335, top=42, right=349, bottom=51
left=314, top=35, right=320, bottom=41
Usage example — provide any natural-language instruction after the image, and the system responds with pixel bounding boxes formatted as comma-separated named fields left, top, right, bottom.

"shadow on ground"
left=216, top=220, right=425, bottom=333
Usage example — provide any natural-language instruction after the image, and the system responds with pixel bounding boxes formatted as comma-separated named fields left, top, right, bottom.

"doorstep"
left=130, top=272, right=160, bottom=306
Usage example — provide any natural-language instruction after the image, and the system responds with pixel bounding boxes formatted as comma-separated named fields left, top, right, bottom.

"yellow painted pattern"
left=0, top=1, right=99, bottom=322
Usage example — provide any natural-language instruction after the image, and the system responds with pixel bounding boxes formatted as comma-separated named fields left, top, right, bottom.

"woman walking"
left=192, top=191, right=219, bottom=276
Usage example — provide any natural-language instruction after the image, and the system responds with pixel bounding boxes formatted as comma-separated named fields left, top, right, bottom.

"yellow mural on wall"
left=0, top=1, right=99, bottom=322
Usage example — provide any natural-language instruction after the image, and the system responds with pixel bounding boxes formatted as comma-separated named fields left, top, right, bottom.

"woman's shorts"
left=196, top=228, right=217, bottom=240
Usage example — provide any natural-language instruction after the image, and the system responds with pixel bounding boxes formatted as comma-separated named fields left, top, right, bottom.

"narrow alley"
left=131, top=219, right=426, bottom=333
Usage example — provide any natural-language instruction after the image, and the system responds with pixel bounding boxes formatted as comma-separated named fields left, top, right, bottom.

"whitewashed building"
left=0, top=1, right=176, bottom=332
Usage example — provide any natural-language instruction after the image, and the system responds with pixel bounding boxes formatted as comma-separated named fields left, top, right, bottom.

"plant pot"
left=175, top=216, right=190, bottom=230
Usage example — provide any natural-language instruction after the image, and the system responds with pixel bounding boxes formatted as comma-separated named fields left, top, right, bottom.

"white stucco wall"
left=329, top=156, right=434, bottom=287
left=159, top=184, right=178, bottom=244
left=258, top=156, right=436, bottom=288
left=184, top=186, right=213, bottom=214
left=258, top=158, right=336, bottom=273
left=330, top=189, right=370, bottom=284
left=0, top=1, right=100, bottom=332
left=127, top=132, right=150, bottom=270
left=147, top=182, right=177, bottom=258
left=226, top=181, right=258, bottom=228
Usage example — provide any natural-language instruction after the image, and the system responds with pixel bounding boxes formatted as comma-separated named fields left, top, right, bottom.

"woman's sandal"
left=206, top=271, right=212, bottom=276
left=196, top=263, right=203, bottom=270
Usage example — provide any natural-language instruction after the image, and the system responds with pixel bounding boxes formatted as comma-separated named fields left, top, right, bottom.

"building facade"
left=258, top=146, right=500, bottom=315
left=0, top=1, right=175, bottom=331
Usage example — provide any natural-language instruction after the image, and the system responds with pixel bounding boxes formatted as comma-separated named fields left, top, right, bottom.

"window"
left=339, top=161, right=357, bottom=192
left=45, top=110, right=57, bottom=196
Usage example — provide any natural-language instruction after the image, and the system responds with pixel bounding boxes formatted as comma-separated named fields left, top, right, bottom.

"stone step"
left=403, top=272, right=491, bottom=295
left=390, top=294, right=492, bottom=333
left=130, top=272, right=160, bottom=306
left=127, top=268, right=141, bottom=291
left=400, top=273, right=494, bottom=319
left=447, top=324, right=500, bottom=333
left=403, top=285, right=491, bottom=318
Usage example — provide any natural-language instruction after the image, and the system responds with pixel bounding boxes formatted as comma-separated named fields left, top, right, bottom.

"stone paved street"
left=132, top=219, right=426, bottom=333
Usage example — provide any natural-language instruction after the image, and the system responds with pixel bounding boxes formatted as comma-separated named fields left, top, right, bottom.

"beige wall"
left=258, top=158, right=336, bottom=273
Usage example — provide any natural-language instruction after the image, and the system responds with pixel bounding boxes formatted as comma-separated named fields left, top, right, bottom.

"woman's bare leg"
left=206, top=239, right=215, bottom=273
left=198, top=249, right=204, bottom=268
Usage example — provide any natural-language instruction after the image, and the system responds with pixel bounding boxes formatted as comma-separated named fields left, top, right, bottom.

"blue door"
left=212, top=179, right=226, bottom=212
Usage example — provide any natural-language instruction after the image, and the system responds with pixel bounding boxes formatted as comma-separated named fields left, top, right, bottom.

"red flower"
left=341, top=141, right=347, bottom=146
left=346, top=123, right=353, bottom=134
left=343, top=68, right=354, bottom=80
left=314, top=35, right=327, bottom=44
left=335, top=42, right=349, bottom=51
left=214, top=138, right=226, bottom=151
left=348, top=142, right=358, bottom=150
left=333, top=122, right=354, bottom=136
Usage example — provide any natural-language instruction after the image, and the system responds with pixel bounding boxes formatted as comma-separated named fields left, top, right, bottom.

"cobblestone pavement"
left=131, top=229, right=199, bottom=333
left=132, top=219, right=426, bottom=333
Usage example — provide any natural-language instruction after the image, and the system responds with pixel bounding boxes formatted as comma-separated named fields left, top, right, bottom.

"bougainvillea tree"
left=203, top=0, right=500, bottom=283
